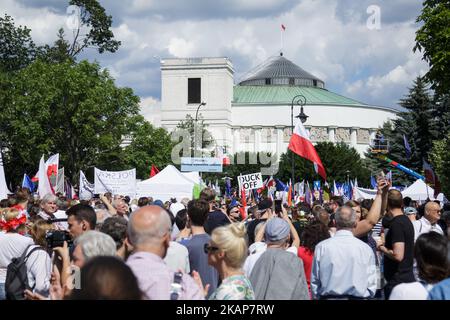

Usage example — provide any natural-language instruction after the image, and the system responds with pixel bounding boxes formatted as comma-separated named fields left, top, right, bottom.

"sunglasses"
left=204, top=243, right=219, bottom=254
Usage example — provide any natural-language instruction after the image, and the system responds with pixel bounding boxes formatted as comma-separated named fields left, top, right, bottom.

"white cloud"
left=167, top=37, right=195, bottom=57
left=1, top=0, right=429, bottom=109
left=139, top=96, right=161, bottom=127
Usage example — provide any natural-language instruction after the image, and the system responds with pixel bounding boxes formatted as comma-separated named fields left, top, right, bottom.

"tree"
left=0, top=59, right=143, bottom=185
left=415, top=0, right=450, bottom=94
left=278, top=142, right=371, bottom=186
left=0, top=14, right=40, bottom=72
left=174, top=114, right=214, bottom=156
left=123, top=119, right=175, bottom=180
left=365, top=78, right=439, bottom=186
left=67, top=0, right=121, bottom=58
left=432, top=93, right=450, bottom=136
left=429, top=133, right=450, bottom=196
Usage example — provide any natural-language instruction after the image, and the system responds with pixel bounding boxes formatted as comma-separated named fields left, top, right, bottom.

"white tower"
left=160, top=57, right=234, bottom=153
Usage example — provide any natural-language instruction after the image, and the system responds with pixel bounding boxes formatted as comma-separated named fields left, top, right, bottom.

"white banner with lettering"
left=237, top=172, right=263, bottom=191
left=94, top=168, right=136, bottom=197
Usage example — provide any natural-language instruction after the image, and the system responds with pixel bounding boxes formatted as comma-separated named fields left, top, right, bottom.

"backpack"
left=5, top=245, right=45, bottom=300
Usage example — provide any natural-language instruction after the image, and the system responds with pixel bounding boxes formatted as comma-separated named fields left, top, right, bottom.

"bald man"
left=413, top=201, right=443, bottom=241
left=126, top=205, right=204, bottom=300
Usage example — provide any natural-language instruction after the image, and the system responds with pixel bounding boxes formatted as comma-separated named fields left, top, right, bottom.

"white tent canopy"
left=181, top=171, right=200, bottom=184
left=136, top=165, right=195, bottom=201
left=401, top=179, right=444, bottom=202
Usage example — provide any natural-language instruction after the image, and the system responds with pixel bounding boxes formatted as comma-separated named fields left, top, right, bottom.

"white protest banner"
left=94, top=168, right=136, bottom=197
left=237, top=172, right=263, bottom=191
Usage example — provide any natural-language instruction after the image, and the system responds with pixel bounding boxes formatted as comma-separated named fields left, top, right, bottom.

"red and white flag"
left=288, top=122, right=327, bottom=180
left=37, top=155, right=54, bottom=196
left=32, top=153, right=59, bottom=184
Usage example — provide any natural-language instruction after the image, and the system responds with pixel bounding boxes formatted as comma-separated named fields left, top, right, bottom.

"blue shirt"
left=427, top=278, right=450, bottom=300
left=311, top=230, right=377, bottom=299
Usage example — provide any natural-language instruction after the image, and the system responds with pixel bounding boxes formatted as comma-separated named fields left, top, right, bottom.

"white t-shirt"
left=243, top=242, right=297, bottom=278
left=0, top=233, right=34, bottom=283
left=389, top=282, right=433, bottom=300
left=164, top=241, right=190, bottom=274
left=25, top=245, right=52, bottom=297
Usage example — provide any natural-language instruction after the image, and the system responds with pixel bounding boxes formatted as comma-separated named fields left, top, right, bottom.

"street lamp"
left=291, top=95, right=308, bottom=185
left=194, top=102, right=206, bottom=157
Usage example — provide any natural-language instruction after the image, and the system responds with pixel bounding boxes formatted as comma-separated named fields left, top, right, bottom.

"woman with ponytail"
left=202, top=222, right=255, bottom=300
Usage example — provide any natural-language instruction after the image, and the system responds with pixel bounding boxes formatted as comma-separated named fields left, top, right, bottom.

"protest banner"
left=181, top=157, right=223, bottom=173
left=94, top=168, right=136, bottom=197
left=237, top=172, right=263, bottom=191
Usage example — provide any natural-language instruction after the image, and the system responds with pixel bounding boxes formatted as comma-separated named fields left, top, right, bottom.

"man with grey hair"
left=413, top=201, right=443, bottom=241
left=72, top=230, right=117, bottom=268
left=311, top=205, right=377, bottom=299
left=38, top=194, right=67, bottom=230
left=126, top=205, right=203, bottom=300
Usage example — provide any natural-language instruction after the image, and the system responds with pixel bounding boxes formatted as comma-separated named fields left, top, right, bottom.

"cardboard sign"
left=238, top=173, right=263, bottom=191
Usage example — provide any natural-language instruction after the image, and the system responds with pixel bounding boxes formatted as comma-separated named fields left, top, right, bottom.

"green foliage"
left=68, top=0, right=121, bottom=57
left=364, top=77, right=443, bottom=186
left=124, top=119, right=175, bottom=179
left=174, top=114, right=214, bottom=156
left=415, top=0, right=450, bottom=94
left=0, top=59, right=172, bottom=185
left=430, top=134, right=450, bottom=196
left=0, top=14, right=41, bottom=72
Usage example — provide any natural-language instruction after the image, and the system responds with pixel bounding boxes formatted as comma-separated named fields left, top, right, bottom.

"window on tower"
left=188, top=78, right=201, bottom=104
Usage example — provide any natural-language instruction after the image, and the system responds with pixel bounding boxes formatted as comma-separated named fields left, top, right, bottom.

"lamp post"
left=194, top=102, right=206, bottom=157
left=291, top=95, right=308, bottom=185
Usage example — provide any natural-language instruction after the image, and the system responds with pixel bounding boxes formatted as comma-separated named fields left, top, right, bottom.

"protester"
left=298, top=222, right=330, bottom=296
left=248, top=217, right=309, bottom=300
left=66, top=204, right=97, bottom=239
left=199, top=222, right=255, bottom=300
left=227, top=203, right=242, bottom=223
left=202, top=188, right=230, bottom=234
left=163, top=207, right=190, bottom=274
left=246, top=198, right=272, bottom=245
left=389, top=232, right=448, bottom=300
left=69, top=256, right=142, bottom=300
left=244, top=209, right=300, bottom=277
left=413, top=201, right=444, bottom=241
left=182, top=200, right=218, bottom=298
left=126, top=205, right=203, bottom=300
left=377, top=189, right=415, bottom=299
left=0, top=208, right=33, bottom=300
left=100, top=216, right=130, bottom=259
left=311, top=206, right=377, bottom=299
left=24, top=220, right=53, bottom=298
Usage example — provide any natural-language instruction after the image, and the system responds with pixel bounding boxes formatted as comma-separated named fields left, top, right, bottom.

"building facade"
left=159, top=54, right=398, bottom=158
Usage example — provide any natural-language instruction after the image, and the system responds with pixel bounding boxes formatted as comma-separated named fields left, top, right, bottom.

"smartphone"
left=274, top=199, right=282, bottom=214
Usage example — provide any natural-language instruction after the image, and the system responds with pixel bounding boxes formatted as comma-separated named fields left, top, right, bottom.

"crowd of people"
left=0, top=176, right=449, bottom=300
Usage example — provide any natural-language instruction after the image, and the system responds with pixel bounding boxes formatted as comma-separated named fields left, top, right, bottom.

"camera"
left=45, top=230, right=73, bottom=249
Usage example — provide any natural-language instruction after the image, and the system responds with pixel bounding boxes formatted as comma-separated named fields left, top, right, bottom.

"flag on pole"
left=333, top=180, right=338, bottom=196
left=287, top=179, right=293, bottom=207
left=22, top=174, right=35, bottom=192
left=32, top=153, right=59, bottom=185
left=289, top=121, right=327, bottom=180
left=79, top=170, right=94, bottom=200
left=55, top=167, right=65, bottom=195
left=225, top=177, right=232, bottom=197
left=38, top=155, right=54, bottom=196
left=150, top=164, right=159, bottom=178
left=0, top=153, right=11, bottom=199
left=403, top=134, right=411, bottom=159
left=370, top=176, right=377, bottom=189
left=240, top=187, right=247, bottom=220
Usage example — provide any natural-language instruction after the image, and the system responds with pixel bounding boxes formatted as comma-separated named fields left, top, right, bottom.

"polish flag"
left=32, top=153, right=59, bottom=184
left=288, top=122, right=327, bottom=180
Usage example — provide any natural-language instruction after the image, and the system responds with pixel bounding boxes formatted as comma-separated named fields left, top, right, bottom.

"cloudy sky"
left=2, top=0, right=428, bottom=117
